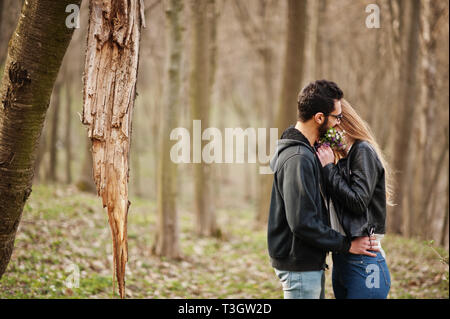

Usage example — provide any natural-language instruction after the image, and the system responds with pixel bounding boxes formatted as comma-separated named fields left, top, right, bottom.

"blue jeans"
left=332, top=251, right=391, bottom=299
left=274, top=268, right=325, bottom=299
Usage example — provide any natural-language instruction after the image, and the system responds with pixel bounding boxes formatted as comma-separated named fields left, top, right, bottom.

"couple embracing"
left=267, top=80, right=392, bottom=299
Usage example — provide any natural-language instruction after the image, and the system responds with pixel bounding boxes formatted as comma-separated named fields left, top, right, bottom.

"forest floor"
left=0, top=184, right=448, bottom=299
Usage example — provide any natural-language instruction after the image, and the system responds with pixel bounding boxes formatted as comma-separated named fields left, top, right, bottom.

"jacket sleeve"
left=282, top=154, right=351, bottom=253
left=322, top=145, right=379, bottom=216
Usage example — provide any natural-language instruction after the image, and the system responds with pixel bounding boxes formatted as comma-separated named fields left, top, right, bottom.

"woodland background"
left=0, top=0, right=448, bottom=298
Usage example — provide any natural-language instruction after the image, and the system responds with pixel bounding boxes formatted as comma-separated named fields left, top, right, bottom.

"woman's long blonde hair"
left=336, top=99, right=394, bottom=206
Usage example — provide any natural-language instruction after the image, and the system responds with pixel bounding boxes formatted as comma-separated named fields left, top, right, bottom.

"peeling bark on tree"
left=82, top=0, right=144, bottom=299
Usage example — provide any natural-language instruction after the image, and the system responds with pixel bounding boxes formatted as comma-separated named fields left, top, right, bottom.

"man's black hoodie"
left=267, top=125, right=351, bottom=271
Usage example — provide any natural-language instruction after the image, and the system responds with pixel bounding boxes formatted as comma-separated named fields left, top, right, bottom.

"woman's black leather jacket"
left=322, top=140, right=387, bottom=238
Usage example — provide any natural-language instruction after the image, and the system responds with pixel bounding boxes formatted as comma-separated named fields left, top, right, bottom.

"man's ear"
left=314, top=113, right=325, bottom=125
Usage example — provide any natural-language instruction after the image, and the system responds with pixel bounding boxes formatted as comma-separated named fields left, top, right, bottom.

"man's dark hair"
left=297, top=80, right=344, bottom=122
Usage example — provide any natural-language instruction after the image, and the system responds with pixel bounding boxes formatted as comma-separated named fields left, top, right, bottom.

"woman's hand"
left=349, top=236, right=380, bottom=257
left=316, top=144, right=335, bottom=167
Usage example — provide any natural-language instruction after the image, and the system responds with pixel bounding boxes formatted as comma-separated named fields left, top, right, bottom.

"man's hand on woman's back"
left=349, top=236, right=380, bottom=257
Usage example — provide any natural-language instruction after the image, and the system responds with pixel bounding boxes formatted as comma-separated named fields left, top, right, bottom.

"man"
left=267, top=80, right=379, bottom=299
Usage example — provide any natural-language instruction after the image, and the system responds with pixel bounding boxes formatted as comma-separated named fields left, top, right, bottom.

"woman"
left=316, top=99, right=393, bottom=299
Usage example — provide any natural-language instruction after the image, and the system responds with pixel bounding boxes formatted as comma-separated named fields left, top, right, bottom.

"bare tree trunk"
left=82, top=0, right=144, bottom=298
left=275, top=0, right=307, bottom=131
left=421, top=130, right=449, bottom=238
left=0, top=0, right=81, bottom=278
left=390, top=0, right=421, bottom=235
left=152, top=0, right=182, bottom=259
left=416, top=0, right=445, bottom=238
left=131, top=142, right=142, bottom=197
left=47, top=80, right=61, bottom=182
left=256, top=0, right=307, bottom=227
left=151, top=95, right=160, bottom=198
left=33, top=119, right=47, bottom=183
left=206, top=0, right=220, bottom=232
left=75, top=137, right=96, bottom=193
left=369, top=22, right=385, bottom=132
left=210, top=0, right=224, bottom=212
left=190, top=0, right=220, bottom=237
left=258, top=4, right=275, bottom=226
left=315, top=0, right=326, bottom=79
left=65, top=82, right=72, bottom=184
left=308, top=0, right=319, bottom=79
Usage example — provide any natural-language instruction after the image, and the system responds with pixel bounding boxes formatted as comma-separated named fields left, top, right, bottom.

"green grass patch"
left=0, top=183, right=448, bottom=299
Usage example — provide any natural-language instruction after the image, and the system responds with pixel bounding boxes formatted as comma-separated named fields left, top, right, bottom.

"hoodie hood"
left=269, top=125, right=315, bottom=172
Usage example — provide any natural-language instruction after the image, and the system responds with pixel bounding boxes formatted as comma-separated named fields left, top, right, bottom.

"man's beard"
left=318, top=117, right=329, bottom=138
